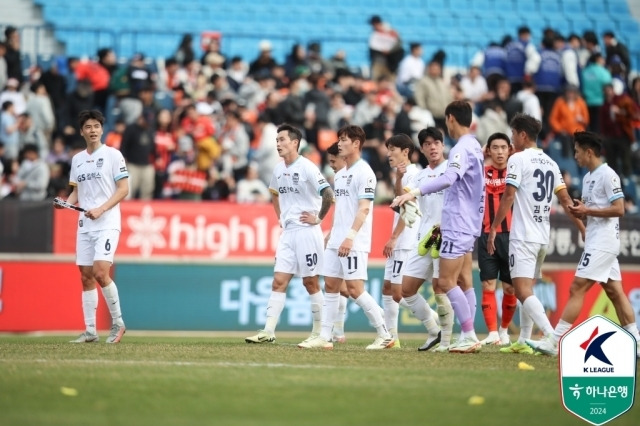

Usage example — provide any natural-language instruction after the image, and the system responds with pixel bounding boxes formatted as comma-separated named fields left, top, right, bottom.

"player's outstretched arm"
left=487, top=184, right=517, bottom=255
left=568, top=197, right=625, bottom=219
left=391, top=168, right=457, bottom=208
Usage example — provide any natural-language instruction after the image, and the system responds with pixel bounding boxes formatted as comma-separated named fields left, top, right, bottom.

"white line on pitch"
left=0, top=358, right=341, bottom=369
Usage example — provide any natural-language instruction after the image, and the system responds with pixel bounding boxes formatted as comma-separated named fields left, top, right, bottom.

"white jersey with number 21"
left=506, top=147, right=565, bottom=245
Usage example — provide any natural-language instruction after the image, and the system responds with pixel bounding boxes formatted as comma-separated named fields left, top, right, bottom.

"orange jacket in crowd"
left=549, top=96, right=590, bottom=134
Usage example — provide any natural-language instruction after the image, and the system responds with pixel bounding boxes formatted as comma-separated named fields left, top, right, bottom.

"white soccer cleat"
left=525, top=336, right=558, bottom=356
left=298, top=335, right=333, bottom=349
left=299, top=333, right=319, bottom=345
left=432, top=343, right=450, bottom=352
left=448, top=336, right=482, bottom=353
left=106, top=324, right=126, bottom=344
left=418, top=331, right=441, bottom=351
left=69, top=331, right=99, bottom=343
left=332, top=334, right=346, bottom=344
left=480, top=332, right=502, bottom=346
left=366, top=336, right=395, bottom=350
left=499, top=330, right=511, bottom=345
left=245, top=330, right=276, bottom=344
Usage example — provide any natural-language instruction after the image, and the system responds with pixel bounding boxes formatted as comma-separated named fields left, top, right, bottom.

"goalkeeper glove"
left=400, top=200, right=421, bottom=228
left=418, top=225, right=442, bottom=257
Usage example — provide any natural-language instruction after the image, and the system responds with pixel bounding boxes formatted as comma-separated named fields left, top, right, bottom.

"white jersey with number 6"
left=506, top=147, right=565, bottom=244
left=327, top=159, right=376, bottom=252
left=393, top=163, right=420, bottom=250
left=269, top=156, right=330, bottom=229
left=70, top=145, right=128, bottom=233
left=582, top=164, right=624, bottom=254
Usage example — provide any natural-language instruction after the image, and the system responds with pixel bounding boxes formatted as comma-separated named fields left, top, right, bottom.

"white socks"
left=356, top=292, right=390, bottom=338
left=383, top=295, right=399, bottom=339
left=435, top=293, right=453, bottom=346
left=623, top=323, right=640, bottom=340
left=404, top=293, right=439, bottom=335
left=101, top=282, right=124, bottom=327
left=82, top=288, right=98, bottom=334
left=320, top=293, right=340, bottom=341
left=334, top=295, right=348, bottom=336
left=553, top=319, right=572, bottom=343
left=309, top=291, right=324, bottom=335
left=264, top=291, right=286, bottom=335
left=523, top=296, right=554, bottom=336
left=517, top=306, right=534, bottom=344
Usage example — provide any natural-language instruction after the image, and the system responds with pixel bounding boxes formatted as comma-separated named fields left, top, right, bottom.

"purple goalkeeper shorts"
left=439, top=229, right=477, bottom=259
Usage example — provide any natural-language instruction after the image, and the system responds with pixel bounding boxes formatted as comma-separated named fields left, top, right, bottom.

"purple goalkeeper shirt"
left=418, top=133, right=485, bottom=237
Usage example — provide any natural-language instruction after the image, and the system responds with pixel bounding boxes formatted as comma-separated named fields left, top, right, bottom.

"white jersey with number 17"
left=506, top=147, right=565, bottom=244
left=327, top=159, right=376, bottom=252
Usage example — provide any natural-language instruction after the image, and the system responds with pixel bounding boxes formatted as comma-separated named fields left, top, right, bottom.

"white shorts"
left=76, top=229, right=120, bottom=266
left=323, top=249, right=369, bottom=281
left=384, top=249, right=412, bottom=284
left=575, top=248, right=622, bottom=283
left=274, top=226, right=324, bottom=277
left=402, top=248, right=440, bottom=282
left=509, top=239, right=547, bottom=280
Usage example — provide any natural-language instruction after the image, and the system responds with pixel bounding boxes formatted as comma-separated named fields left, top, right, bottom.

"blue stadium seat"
left=515, top=1, right=537, bottom=14
left=570, top=18, right=595, bottom=35
left=584, top=2, right=607, bottom=19
left=607, top=0, right=630, bottom=16
left=561, top=0, right=583, bottom=16
left=538, top=0, right=561, bottom=14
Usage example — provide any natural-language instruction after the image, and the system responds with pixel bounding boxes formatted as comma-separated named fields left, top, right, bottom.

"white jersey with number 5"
left=269, top=156, right=330, bottom=229
left=393, top=164, right=420, bottom=250
left=70, top=145, right=128, bottom=233
left=506, top=147, right=565, bottom=244
left=582, top=164, right=624, bottom=254
left=328, top=159, right=376, bottom=252
left=415, top=161, right=447, bottom=241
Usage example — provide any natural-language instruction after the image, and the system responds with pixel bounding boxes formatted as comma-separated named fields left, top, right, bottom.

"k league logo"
left=560, top=315, right=637, bottom=426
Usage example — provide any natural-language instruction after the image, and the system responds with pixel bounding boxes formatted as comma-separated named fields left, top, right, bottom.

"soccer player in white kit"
left=487, top=113, right=585, bottom=354
left=57, top=110, right=130, bottom=344
left=299, top=125, right=393, bottom=350
left=245, top=124, right=334, bottom=345
left=400, top=127, right=456, bottom=352
left=381, top=133, right=420, bottom=348
left=526, top=131, right=640, bottom=357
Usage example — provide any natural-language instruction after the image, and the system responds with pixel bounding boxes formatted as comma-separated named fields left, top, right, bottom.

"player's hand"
left=568, top=199, right=587, bottom=219
left=85, top=207, right=105, bottom=220
left=300, top=211, right=320, bottom=225
left=487, top=228, right=497, bottom=256
left=396, top=162, right=407, bottom=177
left=390, top=192, right=416, bottom=208
left=338, top=238, right=353, bottom=257
left=383, top=237, right=397, bottom=258
left=53, top=197, right=65, bottom=209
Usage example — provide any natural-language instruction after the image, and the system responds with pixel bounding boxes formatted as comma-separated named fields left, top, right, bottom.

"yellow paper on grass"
left=468, top=395, right=485, bottom=405
left=518, top=361, right=535, bottom=370
left=60, top=387, right=78, bottom=396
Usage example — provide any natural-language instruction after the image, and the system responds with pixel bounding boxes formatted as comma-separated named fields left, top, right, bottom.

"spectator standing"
left=396, top=42, right=425, bottom=98
left=0, top=100, right=19, bottom=160
left=415, top=61, right=453, bottom=133
left=175, top=34, right=196, bottom=67
left=600, top=84, right=637, bottom=180
left=602, top=31, right=630, bottom=78
left=4, top=27, right=22, bottom=83
left=12, top=143, right=49, bottom=201
left=549, top=85, right=589, bottom=157
left=249, top=40, right=278, bottom=78
left=120, top=114, right=156, bottom=199
left=0, top=42, right=7, bottom=92
left=368, top=15, right=403, bottom=81
left=236, top=162, right=270, bottom=203
left=505, top=26, right=541, bottom=93
left=581, top=53, right=612, bottom=133
left=0, top=77, right=26, bottom=115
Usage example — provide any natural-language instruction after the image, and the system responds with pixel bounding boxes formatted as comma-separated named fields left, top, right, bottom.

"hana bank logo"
left=580, top=327, right=616, bottom=373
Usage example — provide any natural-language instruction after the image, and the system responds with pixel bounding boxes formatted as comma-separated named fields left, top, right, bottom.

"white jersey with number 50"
left=582, top=164, right=624, bottom=253
left=506, top=147, right=565, bottom=244
left=328, top=159, right=376, bottom=252
left=70, top=145, right=128, bottom=233
left=269, top=156, right=330, bottom=229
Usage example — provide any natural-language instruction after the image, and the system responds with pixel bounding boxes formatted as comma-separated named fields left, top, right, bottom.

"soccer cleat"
left=448, top=337, right=482, bottom=353
left=69, top=331, right=99, bottom=343
left=525, top=336, right=558, bottom=356
left=297, top=335, right=333, bottom=349
left=106, top=324, right=126, bottom=344
left=418, top=331, right=441, bottom=351
left=332, top=334, right=346, bottom=344
left=480, top=332, right=502, bottom=346
left=418, top=225, right=441, bottom=256
left=299, top=333, right=319, bottom=345
left=245, top=330, right=276, bottom=344
left=499, top=331, right=511, bottom=345
left=390, top=339, right=402, bottom=349
left=432, top=344, right=450, bottom=352
left=366, top=336, right=395, bottom=350
left=499, top=341, right=534, bottom=354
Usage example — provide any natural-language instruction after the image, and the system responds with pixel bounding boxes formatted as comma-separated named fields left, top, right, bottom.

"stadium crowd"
left=0, top=18, right=639, bottom=212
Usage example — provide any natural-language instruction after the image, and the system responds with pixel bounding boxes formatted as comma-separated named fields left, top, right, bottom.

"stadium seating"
left=32, top=0, right=639, bottom=70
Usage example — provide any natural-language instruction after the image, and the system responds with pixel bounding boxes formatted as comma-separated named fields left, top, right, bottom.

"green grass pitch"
left=0, top=334, right=638, bottom=426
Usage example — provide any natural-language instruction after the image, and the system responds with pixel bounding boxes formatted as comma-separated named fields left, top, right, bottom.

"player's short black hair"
left=277, top=123, right=303, bottom=149
left=574, top=131, right=602, bottom=157
left=385, top=133, right=415, bottom=157
left=78, top=110, right=105, bottom=128
left=22, top=143, right=39, bottom=155
left=487, top=132, right=511, bottom=149
left=444, top=101, right=472, bottom=127
left=417, top=127, right=443, bottom=146
left=337, top=125, right=366, bottom=151
left=327, top=141, right=340, bottom=156
left=509, top=113, right=542, bottom=141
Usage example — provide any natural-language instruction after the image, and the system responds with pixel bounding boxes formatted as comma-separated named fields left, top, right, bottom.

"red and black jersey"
left=483, top=165, right=512, bottom=233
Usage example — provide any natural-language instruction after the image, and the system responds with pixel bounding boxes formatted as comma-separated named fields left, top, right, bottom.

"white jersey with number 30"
left=70, top=145, right=128, bottom=233
left=328, top=159, right=376, bottom=252
left=269, top=156, right=330, bottom=229
left=582, top=163, right=624, bottom=253
left=506, top=147, right=565, bottom=244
